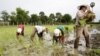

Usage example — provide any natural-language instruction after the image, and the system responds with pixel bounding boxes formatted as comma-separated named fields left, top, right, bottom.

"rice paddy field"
left=0, top=25, right=100, bottom=56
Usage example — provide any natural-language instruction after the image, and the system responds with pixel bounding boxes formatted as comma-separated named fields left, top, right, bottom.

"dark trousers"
left=37, top=32, right=43, bottom=40
left=53, top=35, right=64, bottom=44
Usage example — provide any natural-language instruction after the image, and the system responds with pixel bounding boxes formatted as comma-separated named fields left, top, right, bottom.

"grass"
left=0, top=25, right=74, bottom=56
left=0, top=24, right=100, bottom=56
left=0, top=25, right=31, bottom=55
left=93, top=49, right=100, bottom=54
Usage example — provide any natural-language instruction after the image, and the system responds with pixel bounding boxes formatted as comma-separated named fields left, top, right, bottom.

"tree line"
left=0, top=7, right=73, bottom=25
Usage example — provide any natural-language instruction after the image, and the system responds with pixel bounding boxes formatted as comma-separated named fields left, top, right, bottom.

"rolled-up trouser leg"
left=83, top=25, right=90, bottom=48
left=21, top=31, right=24, bottom=36
left=85, top=35, right=90, bottom=48
left=74, top=37, right=80, bottom=49
left=53, top=35, right=58, bottom=43
left=74, top=26, right=83, bottom=49
left=59, top=36, right=64, bottom=44
left=31, top=28, right=37, bottom=41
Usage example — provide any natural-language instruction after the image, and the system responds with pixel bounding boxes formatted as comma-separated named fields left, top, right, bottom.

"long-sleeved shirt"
left=75, top=10, right=87, bottom=25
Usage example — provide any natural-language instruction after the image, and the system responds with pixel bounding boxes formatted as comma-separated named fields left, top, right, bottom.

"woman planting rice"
left=16, top=23, right=24, bottom=39
left=53, top=26, right=64, bottom=45
left=30, top=25, right=48, bottom=41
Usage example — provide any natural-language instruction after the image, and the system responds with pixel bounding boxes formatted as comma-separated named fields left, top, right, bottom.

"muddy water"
left=2, top=28, right=100, bottom=56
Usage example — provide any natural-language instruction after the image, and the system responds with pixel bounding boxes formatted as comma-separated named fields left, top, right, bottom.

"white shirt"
left=17, top=28, right=22, bottom=33
left=43, top=32, right=52, bottom=41
left=54, top=29, right=61, bottom=36
left=35, top=25, right=45, bottom=34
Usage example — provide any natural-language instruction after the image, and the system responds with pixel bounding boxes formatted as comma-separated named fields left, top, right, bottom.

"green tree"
left=16, top=8, right=29, bottom=24
left=39, top=11, right=48, bottom=24
left=10, top=12, right=17, bottom=25
left=56, top=12, right=62, bottom=23
left=40, top=16, right=48, bottom=24
left=39, top=11, right=45, bottom=16
left=49, top=13, right=55, bottom=19
left=30, top=14, right=39, bottom=25
left=62, top=14, right=72, bottom=24
left=49, top=13, right=55, bottom=24
left=1, top=10, right=9, bottom=22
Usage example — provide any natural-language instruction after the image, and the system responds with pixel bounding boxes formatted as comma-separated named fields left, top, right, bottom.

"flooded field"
left=0, top=25, right=100, bottom=56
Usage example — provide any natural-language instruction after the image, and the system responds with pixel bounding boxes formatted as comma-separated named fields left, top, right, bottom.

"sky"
left=0, top=0, right=100, bottom=22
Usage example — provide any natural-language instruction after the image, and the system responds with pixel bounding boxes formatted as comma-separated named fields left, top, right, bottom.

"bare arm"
left=30, top=28, right=37, bottom=41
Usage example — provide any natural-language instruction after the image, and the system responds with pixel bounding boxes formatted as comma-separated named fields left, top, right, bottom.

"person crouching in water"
left=16, top=23, right=24, bottom=39
left=53, top=26, right=64, bottom=45
left=30, top=25, right=48, bottom=41
left=74, top=5, right=95, bottom=53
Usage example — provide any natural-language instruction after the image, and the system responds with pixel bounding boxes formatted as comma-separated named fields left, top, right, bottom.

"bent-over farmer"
left=16, top=23, right=24, bottom=39
left=30, top=25, right=48, bottom=41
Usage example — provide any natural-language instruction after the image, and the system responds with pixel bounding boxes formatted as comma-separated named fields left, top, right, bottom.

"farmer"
left=30, top=25, right=48, bottom=41
left=16, top=23, right=24, bottom=39
left=43, top=28, right=52, bottom=46
left=53, top=26, right=64, bottom=45
left=74, top=5, right=95, bottom=51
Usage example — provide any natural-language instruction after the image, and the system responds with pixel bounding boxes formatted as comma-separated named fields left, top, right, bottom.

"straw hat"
left=78, top=5, right=90, bottom=10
